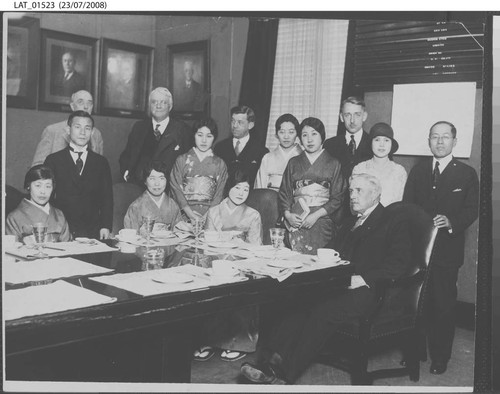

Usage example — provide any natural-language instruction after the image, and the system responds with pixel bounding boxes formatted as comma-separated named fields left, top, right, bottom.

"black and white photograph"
left=168, top=40, right=210, bottom=119
left=39, top=29, right=97, bottom=111
left=2, top=10, right=494, bottom=393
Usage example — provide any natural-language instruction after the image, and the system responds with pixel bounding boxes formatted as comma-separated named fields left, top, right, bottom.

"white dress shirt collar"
left=152, top=117, right=170, bottom=135
left=432, top=154, right=453, bottom=173
left=345, top=130, right=363, bottom=148
left=233, top=133, right=250, bottom=152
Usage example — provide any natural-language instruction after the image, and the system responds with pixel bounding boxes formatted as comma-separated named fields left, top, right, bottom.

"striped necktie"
left=154, top=124, right=161, bottom=141
left=348, top=135, right=356, bottom=156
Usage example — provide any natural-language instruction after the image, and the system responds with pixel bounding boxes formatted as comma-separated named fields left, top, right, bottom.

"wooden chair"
left=246, top=188, right=281, bottom=245
left=319, top=202, right=439, bottom=385
left=111, top=182, right=144, bottom=234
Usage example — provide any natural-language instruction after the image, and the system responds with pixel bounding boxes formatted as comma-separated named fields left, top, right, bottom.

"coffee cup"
left=119, top=229, right=138, bottom=241
left=211, top=259, right=237, bottom=277
left=4, top=234, right=16, bottom=248
left=204, top=230, right=219, bottom=243
left=317, top=248, right=340, bottom=263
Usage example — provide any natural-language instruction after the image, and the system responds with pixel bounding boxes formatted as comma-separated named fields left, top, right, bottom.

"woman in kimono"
left=6, top=165, right=71, bottom=243
left=254, top=113, right=302, bottom=191
left=352, top=122, right=407, bottom=206
left=280, top=117, right=345, bottom=254
left=170, top=117, right=228, bottom=222
left=194, top=170, right=262, bottom=362
left=124, top=161, right=182, bottom=233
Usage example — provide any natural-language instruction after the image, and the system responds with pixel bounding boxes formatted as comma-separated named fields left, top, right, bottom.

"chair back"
left=112, top=182, right=144, bottom=234
left=5, top=185, right=27, bottom=215
left=246, top=188, right=280, bottom=245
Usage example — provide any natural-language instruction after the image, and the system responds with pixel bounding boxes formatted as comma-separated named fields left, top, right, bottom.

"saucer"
left=152, top=230, right=176, bottom=239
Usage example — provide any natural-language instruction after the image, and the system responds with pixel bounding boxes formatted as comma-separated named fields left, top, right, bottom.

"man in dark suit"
left=51, top=51, right=86, bottom=97
left=240, top=173, right=412, bottom=384
left=44, top=111, right=113, bottom=239
left=403, top=121, right=479, bottom=375
left=174, top=60, right=204, bottom=111
left=214, top=105, right=268, bottom=188
left=119, top=87, right=192, bottom=187
left=323, top=96, right=372, bottom=179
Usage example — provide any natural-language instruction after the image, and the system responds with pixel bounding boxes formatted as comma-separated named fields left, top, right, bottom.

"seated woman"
left=6, top=165, right=71, bottom=243
left=170, top=117, right=228, bottom=222
left=352, top=122, right=407, bottom=206
left=205, top=169, right=262, bottom=244
left=254, top=113, right=302, bottom=191
left=280, top=117, right=345, bottom=254
left=124, top=161, right=182, bottom=233
left=194, top=170, right=262, bottom=363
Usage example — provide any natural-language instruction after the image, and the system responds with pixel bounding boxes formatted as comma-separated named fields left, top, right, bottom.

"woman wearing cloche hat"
left=352, top=122, right=407, bottom=206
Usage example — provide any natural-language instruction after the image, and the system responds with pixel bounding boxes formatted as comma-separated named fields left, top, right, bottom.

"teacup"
left=119, top=229, right=138, bottom=241
left=204, top=230, right=219, bottom=243
left=211, top=259, right=237, bottom=277
left=317, top=248, right=340, bottom=263
left=4, top=234, right=16, bottom=248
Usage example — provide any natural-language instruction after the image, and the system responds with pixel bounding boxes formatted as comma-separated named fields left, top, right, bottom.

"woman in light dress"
left=352, top=122, right=407, bottom=207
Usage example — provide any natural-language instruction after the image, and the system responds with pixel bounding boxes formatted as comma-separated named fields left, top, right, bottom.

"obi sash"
left=293, top=179, right=330, bottom=207
left=183, top=176, right=217, bottom=202
left=266, top=173, right=283, bottom=190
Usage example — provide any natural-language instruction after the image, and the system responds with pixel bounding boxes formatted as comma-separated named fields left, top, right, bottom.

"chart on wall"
left=391, top=82, right=476, bottom=158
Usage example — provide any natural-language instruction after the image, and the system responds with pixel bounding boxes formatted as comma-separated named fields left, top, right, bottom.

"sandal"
left=220, top=349, right=248, bottom=362
left=193, top=346, right=215, bottom=362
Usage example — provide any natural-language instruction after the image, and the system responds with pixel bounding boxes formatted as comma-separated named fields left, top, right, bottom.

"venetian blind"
left=353, top=20, right=484, bottom=91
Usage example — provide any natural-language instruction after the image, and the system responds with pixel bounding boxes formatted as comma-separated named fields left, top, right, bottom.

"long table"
left=4, top=241, right=354, bottom=383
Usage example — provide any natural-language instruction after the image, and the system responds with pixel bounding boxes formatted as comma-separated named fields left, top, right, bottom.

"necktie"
left=75, top=152, right=83, bottom=175
left=154, top=124, right=161, bottom=141
left=64, top=73, right=70, bottom=80
left=235, top=140, right=241, bottom=156
left=351, top=214, right=366, bottom=231
left=432, top=161, right=440, bottom=189
left=348, top=135, right=356, bottom=156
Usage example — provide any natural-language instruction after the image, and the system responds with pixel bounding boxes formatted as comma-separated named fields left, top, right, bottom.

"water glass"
left=142, top=248, right=165, bottom=270
left=142, top=216, right=156, bottom=245
left=192, top=216, right=206, bottom=245
left=32, top=223, right=49, bottom=258
left=270, top=227, right=285, bottom=250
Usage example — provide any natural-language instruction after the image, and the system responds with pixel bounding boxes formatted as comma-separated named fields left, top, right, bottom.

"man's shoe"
left=241, top=362, right=287, bottom=384
left=430, top=361, right=448, bottom=375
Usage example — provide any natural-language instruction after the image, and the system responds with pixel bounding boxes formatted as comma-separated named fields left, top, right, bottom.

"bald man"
left=32, top=90, right=104, bottom=166
left=119, top=87, right=192, bottom=186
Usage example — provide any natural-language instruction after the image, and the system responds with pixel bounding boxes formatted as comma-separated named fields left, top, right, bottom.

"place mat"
left=4, top=240, right=117, bottom=259
left=113, top=235, right=183, bottom=247
left=4, top=257, right=114, bottom=285
left=90, top=264, right=246, bottom=297
left=4, top=280, right=117, bottom=321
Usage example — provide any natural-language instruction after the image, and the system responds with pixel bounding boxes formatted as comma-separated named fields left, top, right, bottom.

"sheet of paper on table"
left=4, top=280, right=117, bottom=321
left=90, top=264, right=246, bottom=297
left=4, top=257, right=114, bottom=285
left=4, top=241, right=117, bottom=259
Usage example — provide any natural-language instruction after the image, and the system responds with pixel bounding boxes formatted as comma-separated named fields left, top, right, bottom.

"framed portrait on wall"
left=168, top=40, right=210, bottom=120
left=39, top=29, right=97, bottom=112
left=7, top=16, right=40, bottom=109
left=99, top=39, right=153, bottom=117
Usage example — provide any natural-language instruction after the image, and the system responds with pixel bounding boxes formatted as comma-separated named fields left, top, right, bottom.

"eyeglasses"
left=151, top=100, right=169, bottom=106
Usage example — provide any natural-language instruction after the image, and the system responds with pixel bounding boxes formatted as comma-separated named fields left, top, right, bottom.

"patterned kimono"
left=205, top=198, right=262, bottom=245
left=254, top=144, right=302, bottom=191
left=352, top=158, right=408, bottom=207
left=202, top=198, right=263, bottom=352
left=170, top=148, right=228, bottom=217
left=124, top=191, right=182, bottom=231
left=279, top=150, right=345, bottom=254
left=6, top=199, right=71, bottom=242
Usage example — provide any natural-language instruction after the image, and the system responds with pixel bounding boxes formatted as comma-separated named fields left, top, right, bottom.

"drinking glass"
left=192, top=216, right=206, bottom=245
left=32, top=223, right=49, bottom=258
left=142, top=248, right=165, bottom=270
left=142, top=216, right=156, bottom=246
left=270, top=228, right=285, bottom=249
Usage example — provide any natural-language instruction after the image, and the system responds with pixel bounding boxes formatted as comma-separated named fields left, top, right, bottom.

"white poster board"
left=391, top=82, right=476, bottom=158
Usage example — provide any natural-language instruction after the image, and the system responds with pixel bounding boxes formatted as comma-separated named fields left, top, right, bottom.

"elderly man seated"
left=240, top=173, right=413, bottom=384
left=32, top=90, right=103, bottom=166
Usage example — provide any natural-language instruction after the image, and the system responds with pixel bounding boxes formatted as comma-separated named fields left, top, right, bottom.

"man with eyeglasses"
left=214, top=105, right=268, bottom=187
left=323, top=96, right=372, bottom=179
left=32, top=90, right=103, bottom=166
left=119, top=87, right=191, bottom=186
left=403, top=121, right=479, bottom=375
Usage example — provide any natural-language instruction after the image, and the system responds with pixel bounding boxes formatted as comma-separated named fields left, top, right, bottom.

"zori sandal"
left=220, top=349, right=248, bottom=362
left=193, top=346, right=215, bottom=362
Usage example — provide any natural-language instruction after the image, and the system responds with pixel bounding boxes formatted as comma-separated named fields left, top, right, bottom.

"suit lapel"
left=155, top=120, right=178, bottom=157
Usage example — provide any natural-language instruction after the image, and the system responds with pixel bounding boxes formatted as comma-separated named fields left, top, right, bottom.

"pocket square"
left=452, top=188, right=462, bottom=192
left=251, top=160, right=257, bottom=164
left=174, top=145, right=180, bottom=151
